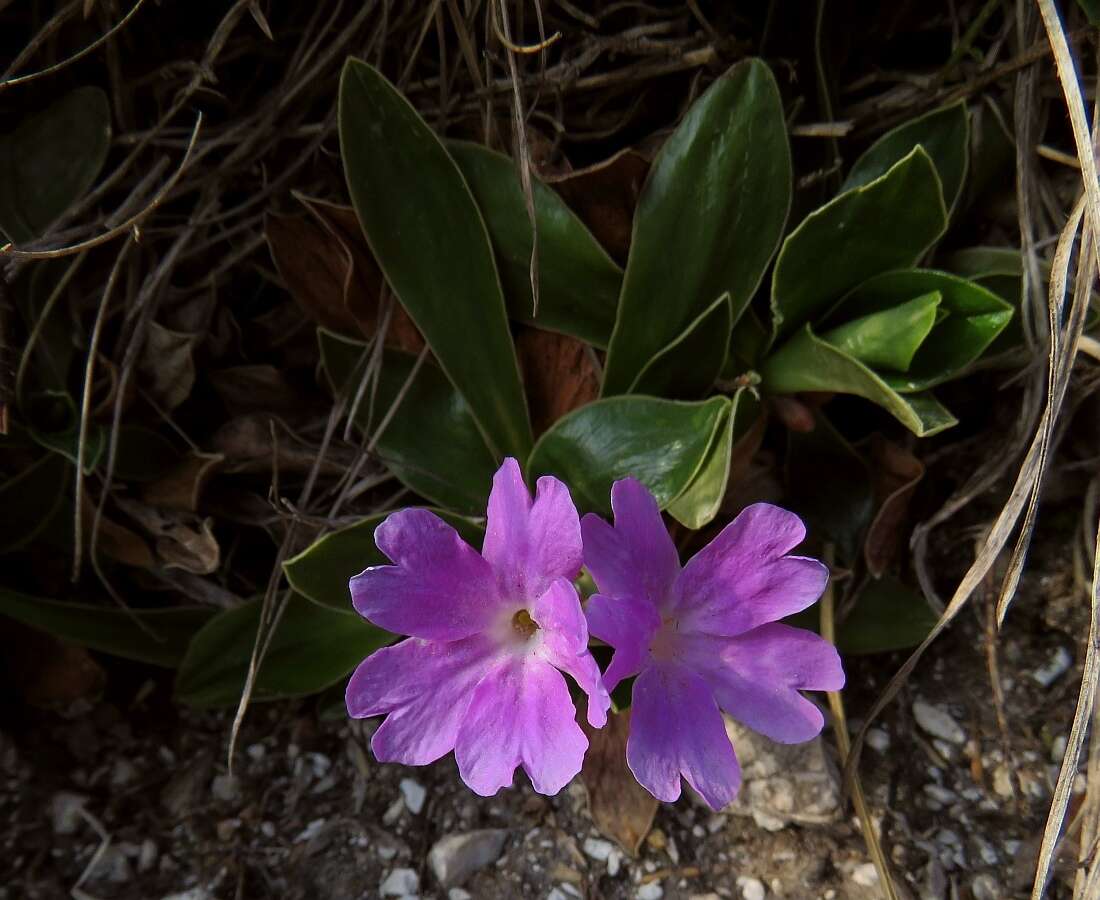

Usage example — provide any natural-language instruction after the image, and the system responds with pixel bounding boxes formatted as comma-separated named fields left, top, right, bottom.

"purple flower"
left=346, top=458, right=610, bottom=797
left=582, top=478, right=844, bottom=810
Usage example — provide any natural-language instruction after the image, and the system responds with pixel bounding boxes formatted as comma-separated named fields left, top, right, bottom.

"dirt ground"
left=3, top=501, right=1088, bottom=900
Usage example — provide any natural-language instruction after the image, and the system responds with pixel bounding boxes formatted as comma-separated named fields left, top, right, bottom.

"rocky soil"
left=3, top=514, right=1088, bottom=900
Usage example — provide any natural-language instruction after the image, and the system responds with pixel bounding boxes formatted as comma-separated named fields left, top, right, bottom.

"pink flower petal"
left=671, top=503, right=828, bottom=636
left=346, top=635, right=496, bottom=765
left=687, top=624, right=844, bottom=743
left=532, top=579, right=610, bottom=727
left=482, top=458, right=583, bottom=601
left=581, top=477, right=680, bottom=610
left=627, top=662, right=741, bottom=810
left=584, top=593, right=662, bottom=692
left=455, top=657, right=588, bottom=797
left=351, top=508, right=502, bottom=641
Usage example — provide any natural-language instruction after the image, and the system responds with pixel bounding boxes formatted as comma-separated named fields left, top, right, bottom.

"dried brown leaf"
left=139, top=322, right=196, bottom=410
left=265, top=212, right=365, bottom=338
left=864, top=435, right=924, bottom=577
left=547, top=148, right=649, bottom=265
left=516, top=328, right=599, bottom=437
left=296, top=196, right=425, bottom=353
left=208, top=365, right=311, bottom=417
left=2, top=623, right=106, bottom=709
left=212, top=415, right=351, bottom=476
left=115, top=498, right=220, bottom=575
left=580, top=710, right=657, bottom=854
left=140, top=452, right=225, bottom=513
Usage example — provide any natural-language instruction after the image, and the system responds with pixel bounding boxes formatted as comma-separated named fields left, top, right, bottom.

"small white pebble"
left=382, top=797, right=405, bottom=825
left=912, top=700, right=966, bottom=744
left=637, top=882, right=664, bottom=900
left=851, top=863, right=879, bottom=887
left=1031, top=647, right=1073, bottom=687
left=736, top=876, right=766, bottom=900
left=399, top=778, right=426, bottom=814
left=379, top=868, right=419, bottom=897
left=866, top=728, right=890, bottom=753
left=583, top=837, right=614, bottom=861
left=448, top=890, right=472, bottom=900
left=294, top=818, right=325, bottom=844
left=246, top=743, right=266, bottom=762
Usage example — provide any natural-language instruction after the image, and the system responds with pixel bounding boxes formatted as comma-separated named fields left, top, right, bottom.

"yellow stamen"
left=512, top=608, right=539, bottom=640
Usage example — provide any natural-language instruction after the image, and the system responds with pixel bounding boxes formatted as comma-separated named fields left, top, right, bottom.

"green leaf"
left=285, top=510, right=485, bottom=610
left=0, top=454, right=71, bottom=553
left=785, top=412, right=874, bottom=564
left=1077, top=0, right=1100, bottom=26
left=842, top=101, right=970, bottom=212
left=319, top=329, right=497, bottom=514
left=447, top=140, right=622, bottom=348
left=770, top=147, right=948, bottom=342
left=24, top=390, right=105, bottom=472
left=833, top=269, right=1013, bottom=391
left=339, top=59, right=532, bottom=460
left=175, top=594, right=391, bottom=708
left=527, top=395, right=729, bottom=516
left=760, top=324, right=958, bottom=437
left=0, top=590, right=213, bottom=668
left=0, top=87, right=111, bottom=243
left=667, top=390, right=761, bottom=530
left=630, top=293, right=733, bottom=398
left=820, top=291, right=941, bottom=372
left=836, top=576, right=938, bottom=655
left=601, top=59, right=791, bottom=395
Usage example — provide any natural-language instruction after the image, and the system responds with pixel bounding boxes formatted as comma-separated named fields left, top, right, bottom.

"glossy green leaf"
left=339, top=59, right=532, bottom=460
left=630, top=293, right=732, bottom=398
left=820, top=291, right=941, bottom=372
left=785, top=412, right=873, bottom=564
left=447, top=140, right=622, bottom=348
left=726, top=306, right=770, bottom=374
left=836, top=576, right=938, bottom=655
left=1, top=590, right=213, bottom=668
left=24, top=390, right=105, bottom=472
left=842, top=101, right=970, bottom=212
left=834, top=269, right=1013, bottom=391
left=770, top=147, right=947, bottom=342
left=0, top=454, right=71, bottom=553
left=760, top=324, right=958, bottom=436
left=943, top=246, right=1022, bottom=282
left=602, top=59, right=791, bottom=395
left=175, top=594, right=391, bottom=708
left=0, top=87, right=111, bottom=243
left=527, top=395, right=730, bottom=516
left=667, top=390, right=761, bottom=530
left=781, top=576, right=938, bottom=655
left=285, top=510, right=485, bottom=610
left=15, top=257, right=85, bottom=392
left=319, top=330, right=497, bottom=514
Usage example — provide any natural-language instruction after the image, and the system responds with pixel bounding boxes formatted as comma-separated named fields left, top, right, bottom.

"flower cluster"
left=346, top=458, right=844, bottom=809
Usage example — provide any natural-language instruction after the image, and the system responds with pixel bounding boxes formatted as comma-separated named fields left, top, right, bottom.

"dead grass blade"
left=0, top=0, right=149, bottom=90
left=820, top=552, right=901, bottom=900
left=0, top=113, right=203, bottom=260
left=1035, top=509, right=1100, bottom=899
left=845, top=190, right=1089, bottom=819
left=73, top=239, right=133, bottom=581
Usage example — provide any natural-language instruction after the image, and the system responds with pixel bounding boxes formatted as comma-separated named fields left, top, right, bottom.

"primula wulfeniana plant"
left=345, top=458, right=609, bottom=796
left=346, top=459, right=846, bottom=808
left=582, top=479, right=845, bottom=810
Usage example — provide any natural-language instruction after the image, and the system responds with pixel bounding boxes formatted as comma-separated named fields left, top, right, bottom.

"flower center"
left=648, top=617, right=681, bottom=661
left=511, top=608, right=539, bottom=640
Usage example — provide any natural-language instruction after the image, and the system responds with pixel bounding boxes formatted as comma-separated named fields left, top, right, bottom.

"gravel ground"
left=3, top=514, right=1088, bottom=900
